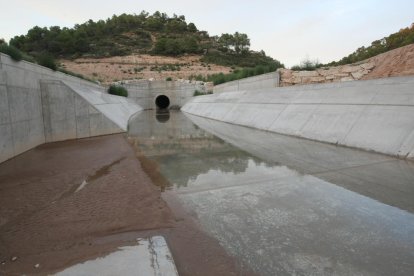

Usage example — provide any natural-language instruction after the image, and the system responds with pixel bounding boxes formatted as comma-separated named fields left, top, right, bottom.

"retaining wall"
left=213, top=71, right=279, bottom=93
left=0, top=53, right=142, bottom=163
left=182, top=76, right=414, bottom=160
left=122, top=80, right=205, bottom=109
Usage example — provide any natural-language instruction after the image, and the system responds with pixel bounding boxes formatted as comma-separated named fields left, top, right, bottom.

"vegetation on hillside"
left=328, top=23, right=414, bottom=66
left=9, top=11, right=282, bottom=69
left=291, top=57, right=322, bottom=71
left=0, top=43, right=23, bottom=61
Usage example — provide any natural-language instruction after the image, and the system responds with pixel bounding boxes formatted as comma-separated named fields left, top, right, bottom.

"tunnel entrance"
left=155, top=95, right=170, bottom=109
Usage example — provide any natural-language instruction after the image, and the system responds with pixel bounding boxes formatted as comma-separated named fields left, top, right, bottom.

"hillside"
left=59, top=54, right=232, bottom=83
left=9, top=11, right=281, bottom=69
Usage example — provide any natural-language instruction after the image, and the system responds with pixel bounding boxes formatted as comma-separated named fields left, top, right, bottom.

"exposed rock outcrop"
left=279, top=44, right=414, bottom=86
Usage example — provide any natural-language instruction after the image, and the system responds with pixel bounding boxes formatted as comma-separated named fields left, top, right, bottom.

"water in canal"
left=128, top=110, right=414, bottom=276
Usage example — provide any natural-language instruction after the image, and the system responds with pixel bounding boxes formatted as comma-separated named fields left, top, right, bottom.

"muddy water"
left=128, top=110, right=414, bottom=276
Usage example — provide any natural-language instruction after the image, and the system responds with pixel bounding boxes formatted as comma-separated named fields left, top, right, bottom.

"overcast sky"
left=1, top=0, right=413, bottom=67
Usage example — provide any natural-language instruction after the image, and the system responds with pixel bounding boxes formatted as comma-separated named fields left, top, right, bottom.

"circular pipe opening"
left=155, top=95, right=170, bottom=109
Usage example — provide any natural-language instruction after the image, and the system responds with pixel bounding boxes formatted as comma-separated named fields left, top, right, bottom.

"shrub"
left=108, top=85, right=128, bottom=97
left=166, top=77, right=172, bottom=81
left=291, top=57, right=322, bottom=71
left=0, top=44, right=22, bottom=61
left=36, top=53, right=57, bottom=70
left=193, top=90, right=213, bottom=96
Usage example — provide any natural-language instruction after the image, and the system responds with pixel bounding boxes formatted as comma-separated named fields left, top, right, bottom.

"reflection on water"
left=155, top=109, right=170, bottom=123
left=127, top=111, right=414, bottom=276
left=128, top=111, right=271, bottom=190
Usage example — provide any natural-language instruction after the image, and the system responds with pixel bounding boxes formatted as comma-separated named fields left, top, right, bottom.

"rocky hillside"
left=279, top=43, right=414, bottom=86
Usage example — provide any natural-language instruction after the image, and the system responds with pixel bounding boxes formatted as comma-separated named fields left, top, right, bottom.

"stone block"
left=318, top=68, right=340, bottom=76
left=308, top=77, right=326, bottom=83
left=340, top=77, right=355, bottom=82
left=293, top=71, right=319, bottom=77
left=351, top=71, right=366, bottom=79
left=360, top=62, right=375, bottom=70
left=334, top=73, right=350, bottom=78
left=340, top=65, right=361, bottom=73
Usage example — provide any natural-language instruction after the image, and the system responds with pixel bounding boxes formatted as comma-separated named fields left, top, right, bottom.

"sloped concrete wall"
left=213, top=71, right=279, bottom=93
left=0, top=53, right=142, bottom=163
left=40, top=80, right=134, bottom=142
left=122, top=80, right=205, bottom=109
left=182, top=76, right=414, bottom=160
left=64, top=81, right=142, bottom=131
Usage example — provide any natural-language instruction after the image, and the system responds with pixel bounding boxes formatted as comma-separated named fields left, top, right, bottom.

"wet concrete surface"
left=127, top=110, right=414, bottom=276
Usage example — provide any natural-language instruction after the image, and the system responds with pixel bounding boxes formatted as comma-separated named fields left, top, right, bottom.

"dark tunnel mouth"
left=155, top=95, right=170, bottom=109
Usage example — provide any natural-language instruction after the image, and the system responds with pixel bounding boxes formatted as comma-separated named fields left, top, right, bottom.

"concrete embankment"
left=182, top=76, right=414, bottom=160
left=0, top=53, right=142, bottom=163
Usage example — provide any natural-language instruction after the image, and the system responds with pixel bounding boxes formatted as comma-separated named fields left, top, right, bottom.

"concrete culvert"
left=155, top=95, right=170, bottom=109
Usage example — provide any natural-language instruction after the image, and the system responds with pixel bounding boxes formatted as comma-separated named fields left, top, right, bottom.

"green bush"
left=166, top=77, right=172, bottom=81
left=36, top=53, right=57, bottom=70
left=108, top=85, right=128, bottom=97
left=0, top=44, right=23, bottom=61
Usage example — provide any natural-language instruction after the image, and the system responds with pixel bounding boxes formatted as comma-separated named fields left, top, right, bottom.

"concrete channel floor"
left=127, top=111, right=414, bottom=276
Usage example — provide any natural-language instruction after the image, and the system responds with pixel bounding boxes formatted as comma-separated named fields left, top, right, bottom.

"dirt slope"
left=363, top=43, right=414, bottom=79
left=60, top=54, right=232, bottom=84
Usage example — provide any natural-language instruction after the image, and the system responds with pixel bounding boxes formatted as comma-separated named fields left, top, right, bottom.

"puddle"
left=127, top=110, right=414, bottom=276
left=55, top=236, right=178, bottom=276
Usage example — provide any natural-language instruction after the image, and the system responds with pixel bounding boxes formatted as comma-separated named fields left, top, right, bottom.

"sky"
left=1, top=0, right=413, bottom=67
